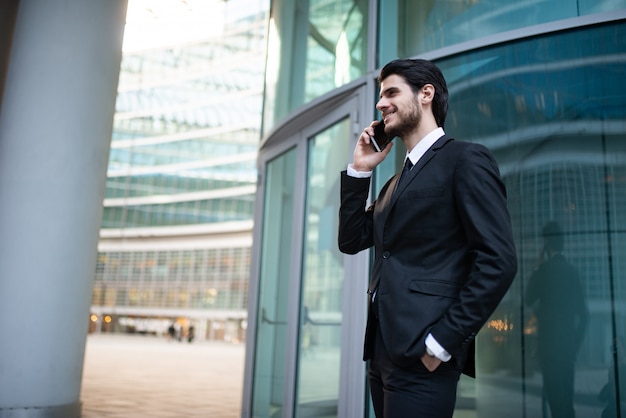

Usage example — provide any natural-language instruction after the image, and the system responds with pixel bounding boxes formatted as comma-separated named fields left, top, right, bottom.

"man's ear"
left=421, top=84, right=435, bottom=104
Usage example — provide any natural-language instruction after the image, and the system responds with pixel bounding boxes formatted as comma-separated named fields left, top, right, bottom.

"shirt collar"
left=406, top=127, right=445, bottom=165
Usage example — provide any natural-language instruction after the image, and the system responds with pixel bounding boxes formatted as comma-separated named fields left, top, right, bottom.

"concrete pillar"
left=0, top=1, right=127, bottom=416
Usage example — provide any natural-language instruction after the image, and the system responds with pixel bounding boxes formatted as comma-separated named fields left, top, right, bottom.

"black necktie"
left=396, top=158, right=413, bottom=191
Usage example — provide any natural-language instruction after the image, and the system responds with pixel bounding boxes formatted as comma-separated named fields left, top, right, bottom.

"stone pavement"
left=81, top=334, right=610, bottom=417
left=81, top=334, right=245, bottom=418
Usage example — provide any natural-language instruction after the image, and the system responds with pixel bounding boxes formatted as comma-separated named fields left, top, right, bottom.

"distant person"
left=187, top=325, right=195, bottom=343
left=526, top=221, right=588, bottom=418
left=167, top=322, right=176, bottom=341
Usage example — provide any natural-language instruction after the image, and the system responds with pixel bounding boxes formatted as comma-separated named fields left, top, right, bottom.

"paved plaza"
left=81, top=334, right=245, bottom=418
left=80, top=334, right=609, bottom=417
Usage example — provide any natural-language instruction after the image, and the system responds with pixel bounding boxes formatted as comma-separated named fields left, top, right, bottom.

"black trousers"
left=368, top=317, right=461, bottom=418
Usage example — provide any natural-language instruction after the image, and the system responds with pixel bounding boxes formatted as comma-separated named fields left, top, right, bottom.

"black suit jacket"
left=338, top=135, right=517, bottom=377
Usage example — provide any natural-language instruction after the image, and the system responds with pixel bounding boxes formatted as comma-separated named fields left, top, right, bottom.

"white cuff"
left=347, top=164, right=372, bottom=178
left=426, top=334, right=451, bottom=362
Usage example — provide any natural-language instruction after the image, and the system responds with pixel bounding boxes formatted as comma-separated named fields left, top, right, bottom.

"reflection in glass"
left=251, top=148, right=297, bottom=418
left=433, top=22, right=626, bottom=417
left=263, top=0, right=368, bottom=134
left=526, top=221, right=588, bottom=418
left=295, top=119, right=350, bottom=418
left=598, top=337, right=626, bottom=417
left=378, top=0, right=626, bottom=63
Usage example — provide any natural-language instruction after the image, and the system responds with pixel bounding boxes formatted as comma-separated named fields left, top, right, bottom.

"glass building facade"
left=90, top=0, right=268, bottom=342
left=244, top=1, right=626, bottom=417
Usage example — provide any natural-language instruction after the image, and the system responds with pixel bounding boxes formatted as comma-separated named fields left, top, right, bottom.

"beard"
left=386, top=98, right=422, bottom=139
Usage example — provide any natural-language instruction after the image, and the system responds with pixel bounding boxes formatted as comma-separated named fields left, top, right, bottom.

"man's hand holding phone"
left=352, top=120, right=394, bottom=172
left=370, top=119, right=394, bottom=152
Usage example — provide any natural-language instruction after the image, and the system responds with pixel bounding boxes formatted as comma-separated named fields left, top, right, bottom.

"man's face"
left=376, top=74, right=422, bottom=139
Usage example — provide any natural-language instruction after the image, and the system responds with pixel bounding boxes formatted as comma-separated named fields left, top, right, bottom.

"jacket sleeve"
left=338, top=170, right=375, bottom=254
left=430, top=144, right=517, bottom=358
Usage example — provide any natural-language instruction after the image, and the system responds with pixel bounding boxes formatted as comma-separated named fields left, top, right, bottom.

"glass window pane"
left=295, top=117, right=351, bottom=418
left=434, top=21, right=626, bottom=417
left=263, top=0, right=368, bottom=133
left=379, top=0, right=626, bottom=64
left=251, top=147, right=297, bottom=417
left=305, top=0, right=368, bottom=100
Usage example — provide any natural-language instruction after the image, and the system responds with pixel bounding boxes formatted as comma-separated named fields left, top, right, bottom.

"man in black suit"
left=338, top=59, right=517, bottom=417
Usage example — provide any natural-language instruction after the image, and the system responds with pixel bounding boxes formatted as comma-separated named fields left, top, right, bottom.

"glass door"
left=250, top=147, right=298, bottom=418
left=295, top=117, right=351, bottom=418
left=246, top=90, right=369, bottom=418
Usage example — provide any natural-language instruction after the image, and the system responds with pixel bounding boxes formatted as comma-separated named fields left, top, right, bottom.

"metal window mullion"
left=282, top=137, right=308, bottom=418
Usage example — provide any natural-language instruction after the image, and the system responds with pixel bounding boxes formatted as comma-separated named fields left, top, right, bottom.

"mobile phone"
left=370, top=120, right=394, bottom=152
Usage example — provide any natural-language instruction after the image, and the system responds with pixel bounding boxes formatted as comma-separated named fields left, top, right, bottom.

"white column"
left=0, top=1, right=127, bottom=416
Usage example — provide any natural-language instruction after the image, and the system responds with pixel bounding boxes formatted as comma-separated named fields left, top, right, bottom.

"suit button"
left=382, top=251, right=390, bottom=259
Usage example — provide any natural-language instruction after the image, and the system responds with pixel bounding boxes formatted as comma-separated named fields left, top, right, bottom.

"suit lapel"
left=376, top=135, right=453, bottom=230
left=389, top=135, right=452, bottom=206
left=392, top=149, right=435, bottom=200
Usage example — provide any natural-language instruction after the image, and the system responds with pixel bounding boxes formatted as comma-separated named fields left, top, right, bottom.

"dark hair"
left=378, top=59, right=449, bottom=128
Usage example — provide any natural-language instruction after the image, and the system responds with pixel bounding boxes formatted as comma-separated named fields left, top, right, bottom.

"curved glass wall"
left=379, top=0, right=626, bottom=64
left=246, top=1, right=626, bottom=416
left=94, top=247, right=250, bottom=310
left=104, top=27, right=264, bottom=228
left=428, top=21, right=626, bottom=417
left=262, top=0, right=368, bottom=134
left=93, top=1, right=269, bottom=341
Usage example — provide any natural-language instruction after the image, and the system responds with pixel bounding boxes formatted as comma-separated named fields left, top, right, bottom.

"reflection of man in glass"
left=526, top=221, right=588, bottom=418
